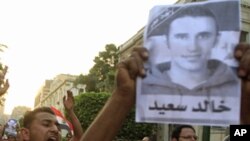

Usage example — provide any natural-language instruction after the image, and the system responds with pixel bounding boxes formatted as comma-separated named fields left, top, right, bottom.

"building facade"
left=34, top=74, right=86, bottom=112
left=117, top=0, right=250, bottom=141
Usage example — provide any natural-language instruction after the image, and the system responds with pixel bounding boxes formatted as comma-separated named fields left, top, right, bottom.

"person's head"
left=142, top=136, right=150, bottom=141
left=21, top=107, right=61, bottom=141
left=147, top=5, right=219, bottom=73
left=165, top=6, right=219, bottom=72
left=223, top=135, right=230, bottom=141
left=171, top=125, right=197, bottom=141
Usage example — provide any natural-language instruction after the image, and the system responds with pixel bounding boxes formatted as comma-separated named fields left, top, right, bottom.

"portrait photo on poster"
left=136, top=0, right=241, bottom=126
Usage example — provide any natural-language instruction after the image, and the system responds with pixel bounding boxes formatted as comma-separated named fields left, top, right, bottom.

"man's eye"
left=56, top=123, right=61, bottom=131
left=42, top=122, right=50, bottom=127
left=198, top=33, right=211, bottom=39
left=175, top=34, right=188, bottom=40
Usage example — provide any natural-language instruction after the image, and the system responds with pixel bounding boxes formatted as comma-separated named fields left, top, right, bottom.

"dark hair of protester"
left=23, top=107, right=55, bottom=128
left=171, top=125, right=195, bottom=139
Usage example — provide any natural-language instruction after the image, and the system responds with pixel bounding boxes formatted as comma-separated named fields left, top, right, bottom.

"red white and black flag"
left=50, top=106, right=74, bottom=135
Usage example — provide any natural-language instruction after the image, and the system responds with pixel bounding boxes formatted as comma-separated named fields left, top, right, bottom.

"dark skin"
left=63, top=90, right=84, bottom=141
left=80, top=43, right=250, bottom=141
left=235, top=43, right=250, bottom=124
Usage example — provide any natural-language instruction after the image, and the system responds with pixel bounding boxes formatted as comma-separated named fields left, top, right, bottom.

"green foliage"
left=74, top=74, right=98, bottom=92
left=89, top=44, right=118, bottom=92
left=74, top=44, right=118, bottom=93
left=74, top=93, right=157, bottom=140
left=0, top=44, right=8, bottom=106
left=116, top=108, right=157, bottom=140
left=18, top=117, right=24, bottom=128
left=74, top=92, right=110, bottom=129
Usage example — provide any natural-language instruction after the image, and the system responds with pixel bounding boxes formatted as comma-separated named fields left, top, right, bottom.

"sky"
left=0, top=0, right=177, bottom=115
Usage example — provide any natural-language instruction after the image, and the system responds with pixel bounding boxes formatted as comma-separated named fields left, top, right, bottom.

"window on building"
left=240, top=31, right=249, bottom=42
left=79, top=88, right=84, bottom=93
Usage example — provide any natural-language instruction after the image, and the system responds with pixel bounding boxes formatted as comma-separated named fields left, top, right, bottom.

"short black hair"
left=147, top=5, right=219, bottom=38
left=164, top=5, right=218, bottom=35
left=171, top=125, right=196, bottom=140
left=23, top=107, right=54, bottom=128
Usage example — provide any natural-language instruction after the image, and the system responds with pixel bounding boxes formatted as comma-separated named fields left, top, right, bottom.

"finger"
left=124, top=51, right=146, bottom=79
left=131, top=53, right=145, bottom=78
left=116, top=47, right=148, bottom=82
left=132, top=47, right=149, bottom=77
left=127, top=58, right=139, bottom=79
left=237, top=48, right=250, bottom=80
left=67, top=90, right=72, bottom=97
left=63, top=95, right=66, bottom=103
left=234, top=43, right=250, bottom=61
left=132, top=47, right=149, bottom=61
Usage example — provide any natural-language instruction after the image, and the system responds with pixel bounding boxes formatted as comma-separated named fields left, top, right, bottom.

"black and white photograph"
left=136, top=0, right=241, bottom=126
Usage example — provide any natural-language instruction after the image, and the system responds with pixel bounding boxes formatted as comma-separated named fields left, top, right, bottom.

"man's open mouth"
left=47, top=136, right=58, bottom=141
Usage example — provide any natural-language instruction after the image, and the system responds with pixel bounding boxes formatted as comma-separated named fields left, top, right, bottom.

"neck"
left=168, top=64, right=209, bottom=89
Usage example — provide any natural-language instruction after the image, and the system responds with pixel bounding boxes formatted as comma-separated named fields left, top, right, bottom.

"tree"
left=89, top=44, right=118, bottom=92
left=75, top=44, right=118, bottom=93
left=74, top=74, right=98, bottom=92
left=0, top=44, right=9, bottom=106
left=74, top=93, right=157, bottom=140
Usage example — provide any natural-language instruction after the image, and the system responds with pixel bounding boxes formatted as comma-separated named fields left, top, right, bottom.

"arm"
left=64, top=90, right=84, bottom=141
left=234, top=43, right=250, bottom=124
left=80, top=47, right=149, bottom=141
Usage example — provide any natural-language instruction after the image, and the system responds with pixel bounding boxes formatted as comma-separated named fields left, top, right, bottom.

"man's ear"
left=20, top=128, right=30, bottom=141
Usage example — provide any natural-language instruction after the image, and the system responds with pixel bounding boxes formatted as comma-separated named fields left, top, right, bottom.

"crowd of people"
left=1, top=1, right=249, bottom=140
left=0, top=91, right=83, bottom=141
left=1, top=43, right=250, bottom=141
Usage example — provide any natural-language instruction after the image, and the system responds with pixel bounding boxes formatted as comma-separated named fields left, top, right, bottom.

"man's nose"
left=50, top=124, right=60, bottom=133
left=187, top=38, right=199, bottom=52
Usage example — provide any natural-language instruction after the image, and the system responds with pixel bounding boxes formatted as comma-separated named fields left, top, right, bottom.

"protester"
left=223, top=135, right=230, bottom=141
left=20, top=107, right=61, bottom=141
left=80, top=43, right=250, bottom=141
left=171, top=125, right=198, bottom=141
left=19, top=90, right=83, bottom=141
left=142, top=136, right=150, bottom=141
left=142, top=135, right=156, bottom=141
left=2, top=119, right=20, bottom=141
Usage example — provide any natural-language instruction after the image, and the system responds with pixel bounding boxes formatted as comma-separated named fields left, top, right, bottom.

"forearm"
left=241, top=80, right=250, bottom=124
left=67, top=110, right=84, bottom=141
left=80, top=90, right=134, bottom=141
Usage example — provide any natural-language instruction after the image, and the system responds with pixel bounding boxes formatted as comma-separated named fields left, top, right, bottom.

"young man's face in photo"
left=167, top=16, right=218, bottom=71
